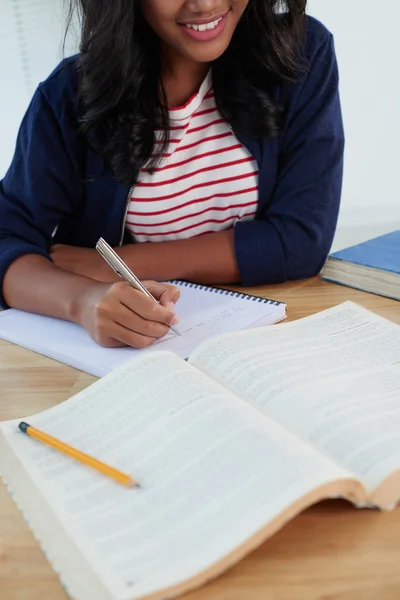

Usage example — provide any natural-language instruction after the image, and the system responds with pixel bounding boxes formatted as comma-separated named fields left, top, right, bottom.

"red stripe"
left=187, top=119, right=225, bottom=134
left=193, top=107, right=218, bottom=118
left=176, top=132, right=232, bottom=152
left=205, top=92, right=214, bottom=99
left=136, top=157, right=255, bottom=187
left=130, top=213, right=257, bottom=237
left=127, top=201, right=258, bottom=228
left=159, top=108, right=217, bottom=129
left=132, top=171, right=258, bottom=202
left=128, top=187, right=258, bottom=216
left=142, top=144, right=242, bottom=173
left=151, top=132, right=233, bottom=159
left=157, top=123, right=189, bottom=132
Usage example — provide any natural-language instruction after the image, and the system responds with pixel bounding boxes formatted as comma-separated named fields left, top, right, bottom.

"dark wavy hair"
left=65, top=1, right=307, bottom=185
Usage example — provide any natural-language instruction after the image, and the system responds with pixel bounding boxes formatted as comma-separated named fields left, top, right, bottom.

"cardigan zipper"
left=119, top=173, right=139, bottom=246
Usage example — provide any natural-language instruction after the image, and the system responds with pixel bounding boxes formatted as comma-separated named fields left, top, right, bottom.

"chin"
left=183, top=41, right=232, bottom=64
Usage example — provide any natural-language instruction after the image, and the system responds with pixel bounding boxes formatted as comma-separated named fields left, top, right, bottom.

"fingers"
left=101, top=320, right=159, bottom=349
left=111, top=301, right=171, bottom=339
left=82, top=281, right=181, bottom=349
left=144, top=281, right=181, bottom=310
left=93, top=298, right=166, bottom=349
left=117, top=283, right=179, bottom=327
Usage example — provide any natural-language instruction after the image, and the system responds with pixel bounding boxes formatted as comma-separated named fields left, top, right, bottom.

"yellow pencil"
left=18, top=422, right=139, bottom=489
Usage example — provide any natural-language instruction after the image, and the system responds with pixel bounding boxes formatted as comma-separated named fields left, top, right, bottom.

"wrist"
left=67, top=277, right=100, bottom=326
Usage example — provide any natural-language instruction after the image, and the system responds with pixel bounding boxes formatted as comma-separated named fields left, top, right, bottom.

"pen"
left=95, top=237, right=180, bottom=336
left=18, top=422, right=139, bottom=488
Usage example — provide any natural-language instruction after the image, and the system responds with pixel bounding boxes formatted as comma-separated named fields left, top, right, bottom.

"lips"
left=179, top=9, right=229, bottom=27
left=179, top=10, right=230, bottom=42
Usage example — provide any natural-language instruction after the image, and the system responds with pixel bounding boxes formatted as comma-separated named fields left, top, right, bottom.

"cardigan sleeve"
left=0, top=76, right=84, bottom=308
left=234, top=31, right=345, bottom=286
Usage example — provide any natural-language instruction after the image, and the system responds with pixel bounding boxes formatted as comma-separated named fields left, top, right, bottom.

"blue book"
left=321, top=230, right=400, bottom=301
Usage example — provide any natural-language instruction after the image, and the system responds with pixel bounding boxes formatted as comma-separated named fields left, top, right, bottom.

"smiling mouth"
left=178, top=10, right=230, bottom=41
left=184, top=16, right=224, bottom=32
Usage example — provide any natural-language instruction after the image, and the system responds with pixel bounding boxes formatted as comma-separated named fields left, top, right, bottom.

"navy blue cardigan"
left=0, top=16, right=344, bottom=308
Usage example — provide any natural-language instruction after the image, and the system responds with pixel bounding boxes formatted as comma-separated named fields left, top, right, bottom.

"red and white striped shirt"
left=126, top=72, right=259, bottom=242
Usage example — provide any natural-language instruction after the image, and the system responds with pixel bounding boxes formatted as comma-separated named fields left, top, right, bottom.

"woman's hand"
left=77, top=280, right=180, bottom=348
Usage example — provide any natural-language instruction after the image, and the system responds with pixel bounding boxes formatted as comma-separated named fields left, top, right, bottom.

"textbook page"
left=260, top=365, right=400, bottom=497
left=0, top=352, right=355, bottom=600
left=189, top=302, right=400, bottom=501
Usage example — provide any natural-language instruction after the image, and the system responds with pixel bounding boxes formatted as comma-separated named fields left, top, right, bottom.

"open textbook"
left=1, top=301, right=400, bottom=600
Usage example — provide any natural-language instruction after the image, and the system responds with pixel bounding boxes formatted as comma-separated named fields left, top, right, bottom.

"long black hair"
left=65, top=1, right=307, bottom=185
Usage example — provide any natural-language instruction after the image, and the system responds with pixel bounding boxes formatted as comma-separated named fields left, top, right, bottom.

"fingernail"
left=170, top=315, right=179, bottom=327
left=167, top=302, right=175, bottom=311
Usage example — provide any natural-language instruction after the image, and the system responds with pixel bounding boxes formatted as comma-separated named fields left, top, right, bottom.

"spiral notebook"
left=0, top=281, right=286, bottom=377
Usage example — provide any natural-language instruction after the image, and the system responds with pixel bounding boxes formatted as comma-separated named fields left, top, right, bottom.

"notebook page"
left=1, top=352, right=351, bottom=600
left=189, top=302, right=400, bottom=497
left=0, top=283, right=285, bottom=377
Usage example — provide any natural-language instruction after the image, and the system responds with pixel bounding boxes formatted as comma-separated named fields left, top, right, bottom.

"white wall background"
left=0, top=0, right=77, bottom=172
left=0, top=0, right=399, bottom=249
left=307, top=0, right=400, bottom=248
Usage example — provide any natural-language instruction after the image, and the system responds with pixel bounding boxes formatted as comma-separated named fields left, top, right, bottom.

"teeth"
left=185, top=17, right=222, bottom=32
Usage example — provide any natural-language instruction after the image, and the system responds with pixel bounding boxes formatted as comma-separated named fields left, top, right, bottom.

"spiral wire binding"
left=170, top=280, right=283, bottom=306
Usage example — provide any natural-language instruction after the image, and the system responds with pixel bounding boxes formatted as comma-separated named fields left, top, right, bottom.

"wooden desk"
left=1, top=277, right=399, bottom=600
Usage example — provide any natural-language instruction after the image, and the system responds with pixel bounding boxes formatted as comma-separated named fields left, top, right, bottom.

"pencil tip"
left=127, top=479, right=141, bottom=489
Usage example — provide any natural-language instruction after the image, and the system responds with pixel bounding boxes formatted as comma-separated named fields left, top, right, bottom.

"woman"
left=0, top=0, right=344, bottom=348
